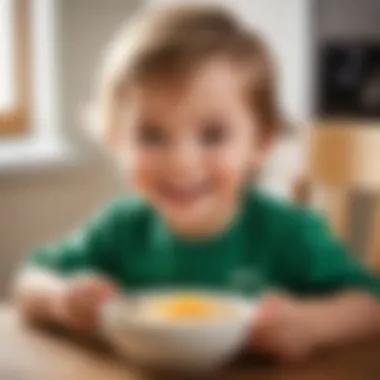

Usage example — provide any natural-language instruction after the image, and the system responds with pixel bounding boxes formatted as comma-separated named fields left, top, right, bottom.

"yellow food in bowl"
left=143, top=293, right=234, bottom=321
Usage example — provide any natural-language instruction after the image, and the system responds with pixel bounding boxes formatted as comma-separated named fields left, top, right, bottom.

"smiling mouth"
left=159, top=182, right=211, bottom=205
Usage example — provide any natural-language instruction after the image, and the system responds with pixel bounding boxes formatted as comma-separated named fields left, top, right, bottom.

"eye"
left=200, top=122, right=228, bottom=146
left=136, top=124, right=167, bottom=146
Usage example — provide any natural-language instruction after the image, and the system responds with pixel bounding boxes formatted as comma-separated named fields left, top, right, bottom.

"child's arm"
left=13, top=270, right=66, bottom=324
left=252, top=209, right=380, bottom=361
left=252, top=292, right=380, bottom=361
left=13, top=270, right=118, bottom=333
left=12, top=201, right=130, bottom=332
left=303, top=291, right=380, bottom=348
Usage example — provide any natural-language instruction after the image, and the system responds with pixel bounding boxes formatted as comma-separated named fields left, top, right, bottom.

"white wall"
left=240, top=0, right=312, bottom=123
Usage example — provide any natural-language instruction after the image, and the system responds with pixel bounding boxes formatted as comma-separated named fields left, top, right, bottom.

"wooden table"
left=1, top=306, right=380, bottom=380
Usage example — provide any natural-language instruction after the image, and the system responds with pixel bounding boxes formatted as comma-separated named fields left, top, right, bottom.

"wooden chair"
left=293, top=122, right=380, bottom=272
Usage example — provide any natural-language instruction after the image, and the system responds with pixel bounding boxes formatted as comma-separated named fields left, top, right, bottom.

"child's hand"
left=251, top=293, right=317, bottom=362
left=54, top=274, right=118, bottom=333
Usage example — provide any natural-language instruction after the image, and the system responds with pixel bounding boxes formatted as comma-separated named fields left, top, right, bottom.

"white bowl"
left=101, top=291, right=257, bottom=373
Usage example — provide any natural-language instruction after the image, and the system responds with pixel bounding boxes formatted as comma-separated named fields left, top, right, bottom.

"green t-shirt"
left=27, top=190, right=380, bottom=297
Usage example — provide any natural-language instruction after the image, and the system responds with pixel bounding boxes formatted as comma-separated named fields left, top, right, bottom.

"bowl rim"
left=101, top=290, right=259, bottom=332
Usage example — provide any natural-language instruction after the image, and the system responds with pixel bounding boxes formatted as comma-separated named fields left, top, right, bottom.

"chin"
left=160, top=202, right=214, bottom=233
left=169, top=213, right=205, bottom=228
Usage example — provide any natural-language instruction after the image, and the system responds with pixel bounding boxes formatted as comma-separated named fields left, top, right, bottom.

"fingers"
left=71, top=276, right=117, bottom=308
left=255, top=292, right=289, bottom=332
left=250, top=292, right=312, bottom=362
left=58, top=275, right=119, bottom=333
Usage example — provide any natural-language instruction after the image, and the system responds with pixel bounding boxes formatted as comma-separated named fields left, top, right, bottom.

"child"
left=13, top=4, right=380, bottom=362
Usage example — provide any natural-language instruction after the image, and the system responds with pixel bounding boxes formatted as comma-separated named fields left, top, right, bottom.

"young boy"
left=14, top=4, right=380, bottom=362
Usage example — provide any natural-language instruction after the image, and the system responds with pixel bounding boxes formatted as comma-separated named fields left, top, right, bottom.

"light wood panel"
left=295, top=123, right=380, bottom=269
left=309, top=123, right=380, bottom=191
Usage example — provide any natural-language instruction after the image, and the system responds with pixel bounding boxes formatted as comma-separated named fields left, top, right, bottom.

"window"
left=0, top=0, right=30, bottom=135
left=0, top=0, right=72, bottom=172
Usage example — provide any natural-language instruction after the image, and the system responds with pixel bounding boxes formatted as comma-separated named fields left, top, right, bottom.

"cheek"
left=208, top=143, right=253, bottom=186
left=126, top=149, right=161, bottom=188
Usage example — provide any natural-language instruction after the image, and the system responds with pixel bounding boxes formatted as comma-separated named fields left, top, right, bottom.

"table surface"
left=1, top=307, right=380, bottom=380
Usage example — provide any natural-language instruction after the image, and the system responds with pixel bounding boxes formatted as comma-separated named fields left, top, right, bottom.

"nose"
left=167, top=140, right=201, bottom=176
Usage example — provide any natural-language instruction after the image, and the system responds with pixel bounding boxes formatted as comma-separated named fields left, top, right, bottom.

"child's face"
left=117, top=59, right=269, bottom=235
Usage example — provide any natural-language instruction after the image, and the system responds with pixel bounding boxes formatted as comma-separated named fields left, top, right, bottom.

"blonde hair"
left=97, top=3, right=282, bottom=142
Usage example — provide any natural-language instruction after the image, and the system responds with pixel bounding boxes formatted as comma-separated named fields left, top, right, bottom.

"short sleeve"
left=282, top=211, right=380, bottom=296
left=25, top=201, right=124, bottom=277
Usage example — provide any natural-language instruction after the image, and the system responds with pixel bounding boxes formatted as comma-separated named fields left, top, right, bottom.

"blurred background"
left=0, top=0, right=379, bottom=297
